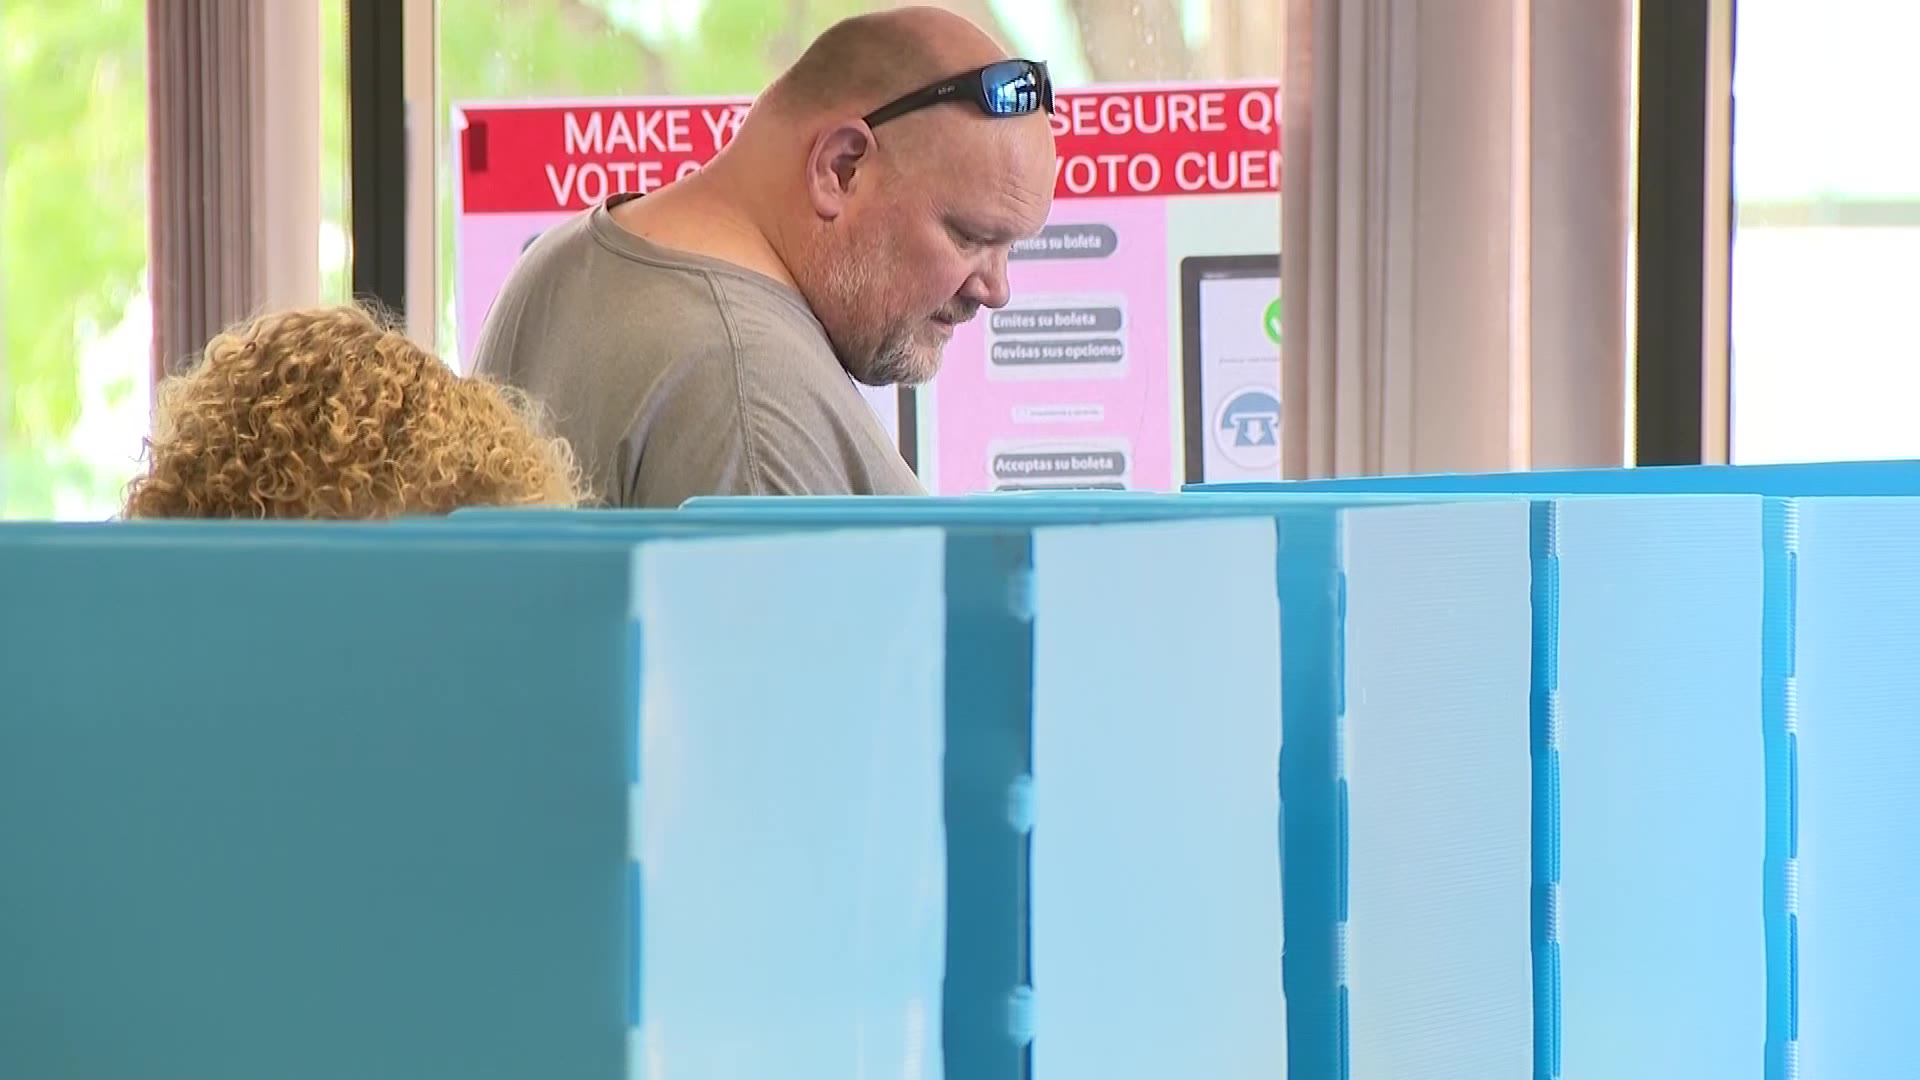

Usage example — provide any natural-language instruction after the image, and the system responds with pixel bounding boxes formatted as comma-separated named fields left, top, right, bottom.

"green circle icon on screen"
left=1264, top=297, right=1283, bottom=345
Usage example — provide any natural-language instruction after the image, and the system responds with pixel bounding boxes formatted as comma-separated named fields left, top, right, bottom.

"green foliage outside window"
left=1, top=0, right=148, bottom=518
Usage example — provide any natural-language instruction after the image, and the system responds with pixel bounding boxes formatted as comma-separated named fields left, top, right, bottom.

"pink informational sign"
left=933, top=82, right=1282, bottom=492
left=452, top=95, right=905, bottom=454
left=452, top=81, right=1282, bottom=491
left=451, top=95, right=751, bottom=367
left=934, top=198, right=1168, bottom=491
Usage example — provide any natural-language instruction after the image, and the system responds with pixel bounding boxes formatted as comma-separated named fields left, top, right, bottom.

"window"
left=323, top=1, right=351, bottom=303
left=0, top=1, right=151, bottom=519
left=1730, top=0, right=1920, bottom=464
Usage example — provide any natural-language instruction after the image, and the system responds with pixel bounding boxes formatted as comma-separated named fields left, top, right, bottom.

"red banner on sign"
left=458, top=99, right=748, bottom=214
left=457, top=82, right=1280, bottom=215
left=1044, top=85, right=1280, bottom=198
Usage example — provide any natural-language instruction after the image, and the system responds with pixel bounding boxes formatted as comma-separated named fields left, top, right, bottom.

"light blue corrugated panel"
left=669, top=490, right=1534, bottom=1080
left=1793, top=496, right=1920, bottom=1078
left=629, top=528, right=949, bottom=1080
left=1339, top=500, right=1535, bottom=1080
left=1027, top=518, right=1286, bottom=1080
left=0, top=525, right=640, bottom=1080
left=1553, top=496, right=1769, bottom=1078
left=672, top=493, right=1484, bottom=1079
left=474, top=506, right=1038, bottom=1080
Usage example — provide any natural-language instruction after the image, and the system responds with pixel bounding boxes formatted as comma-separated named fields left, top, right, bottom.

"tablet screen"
left=1182, top=255, right=1282, bottom=485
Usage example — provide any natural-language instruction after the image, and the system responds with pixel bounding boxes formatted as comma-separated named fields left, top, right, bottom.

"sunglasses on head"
left=863, top=59, right=1055, bottom=129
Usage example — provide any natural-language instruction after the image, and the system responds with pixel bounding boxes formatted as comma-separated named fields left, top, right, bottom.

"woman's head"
left=123, top=305, right=586, bottom=519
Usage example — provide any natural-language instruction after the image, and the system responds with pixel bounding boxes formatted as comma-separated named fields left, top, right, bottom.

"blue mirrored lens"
left=982, top=60, right=1043, bottom=115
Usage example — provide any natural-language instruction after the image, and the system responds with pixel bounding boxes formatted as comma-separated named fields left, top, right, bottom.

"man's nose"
left=961, top=254, right=1012, bottom=310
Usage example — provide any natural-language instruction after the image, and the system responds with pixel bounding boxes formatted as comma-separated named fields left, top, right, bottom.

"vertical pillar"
left=346, top=0, right=408, bottom=320
left=254, top=1, right=324, bottom=314
left=1633, top=0, right=1734, bottom=465
left=402, top=0, right=440, bottom=353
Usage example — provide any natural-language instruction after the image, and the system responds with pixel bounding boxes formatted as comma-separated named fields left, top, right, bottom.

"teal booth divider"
left=670, top=490, right=1793, bottom=1080
left=661, top=493, right=1545, bottom=1080
left=442, top=509, right=1095, bottom=1080
left=0, top=511, right=1036, bottom=1076
left=1547, top=496, right=1773, bottom=1080
left=478, top=481, right=1920, bottom=1079
left=1791, top=496, right=1920, bottom=1078
left=0, top=511, right=1291, bottom=1080
left=626, top=527, right=951, bottom=1079
left=1022, top=518, right=1284, bottom=1080
left=0, top=525, right=645, bottom=1080
left=1337, top=499, right=1535, bottom=1080
left=465, top=505, right=1295, bottom=1079
left=1178, top=468, right=1804, bottom=1079
left=486, top=497, right=1346, bottom=1078
left=433, top=508, right=1134, bottom=1080
left=15, top=475, right=1884, bottom=1079
left=0, top=522, right=963, bottom=1080
left=447, top=509, right=1294, bottom=1080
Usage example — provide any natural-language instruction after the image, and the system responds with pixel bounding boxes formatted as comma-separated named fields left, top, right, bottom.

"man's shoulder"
left=601, top=263, right=916, bottom=502
left=526, top=213, right=733, bottom=313
left=710, top=283, right=857, bottom=412
left=704, top=272, right=829, bottom=355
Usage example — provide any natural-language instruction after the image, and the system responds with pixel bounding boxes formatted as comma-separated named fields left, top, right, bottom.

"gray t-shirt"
left=469, top=195, right=924, bottom=507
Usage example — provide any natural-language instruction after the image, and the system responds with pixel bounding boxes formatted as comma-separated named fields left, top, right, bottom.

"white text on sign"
left=544, top=161, right=704, bottom=205
left=561, top=107, right=748, bottom=157
left=1048, top=89, right=1280, bottom=138
left=1051, top=149, right=1279, bottom=196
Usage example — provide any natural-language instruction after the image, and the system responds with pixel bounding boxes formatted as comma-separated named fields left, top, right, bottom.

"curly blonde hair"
left=123, top=304, right=587, bottom=519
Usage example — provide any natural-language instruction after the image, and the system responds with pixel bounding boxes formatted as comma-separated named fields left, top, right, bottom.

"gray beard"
left=856, top=329, right=921, bottom=386
left=825, top=257, right=925, bottom=387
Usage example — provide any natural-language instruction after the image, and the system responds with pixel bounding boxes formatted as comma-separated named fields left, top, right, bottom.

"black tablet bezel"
left=1180, top=253, right=1282, bottom=485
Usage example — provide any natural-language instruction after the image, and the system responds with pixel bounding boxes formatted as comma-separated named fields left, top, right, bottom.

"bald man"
left=470, top=8, right=1058, bottom=507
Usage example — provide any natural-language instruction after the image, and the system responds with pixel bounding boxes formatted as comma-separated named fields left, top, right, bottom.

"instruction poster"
left=453, top=95, right=906, bottom=450
left=453, top=81, right=1280, bottom=492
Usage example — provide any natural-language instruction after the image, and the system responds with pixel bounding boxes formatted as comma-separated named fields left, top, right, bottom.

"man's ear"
left=804, top=122, right=875, bottom=221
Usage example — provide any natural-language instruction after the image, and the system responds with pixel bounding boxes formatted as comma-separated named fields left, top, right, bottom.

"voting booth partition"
left=0, top=523, right=652, bottom=1080
left=680, top=480, right=1920, bottom=1080
left=347, top=504, right=1296, bottom=1078
left=0, top=510, right=1288, bottom=1080
left=1, top=519, right=983, bottom=1080
left=8, top=467, right=1920, bottom=1079
left=574, top=492, right=1548, bottom=1080
left=1190, top=459, right=1920, bottom=1080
